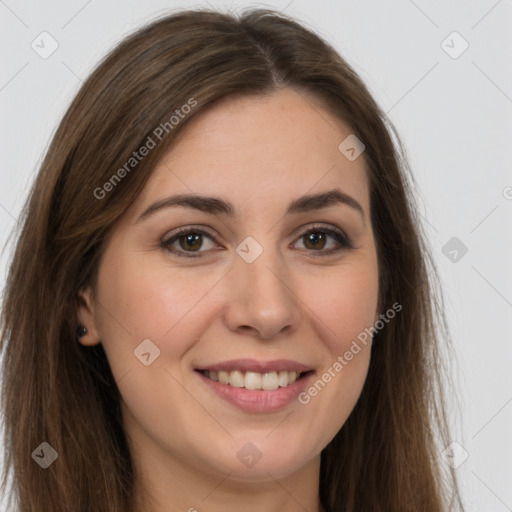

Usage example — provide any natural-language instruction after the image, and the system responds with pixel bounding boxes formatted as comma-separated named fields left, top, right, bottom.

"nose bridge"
left=224, top=233, right=301, bottom=339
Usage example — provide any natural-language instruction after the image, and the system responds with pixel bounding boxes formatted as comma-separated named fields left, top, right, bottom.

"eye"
left=160, top=224, right=352, bottom=258
left=160, top=227, right=217, bottom=258
left=292, top=224, right=352, bottom=256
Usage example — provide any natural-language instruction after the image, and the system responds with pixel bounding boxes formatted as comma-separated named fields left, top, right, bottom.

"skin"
left=78, top=88, right=380, bottom=512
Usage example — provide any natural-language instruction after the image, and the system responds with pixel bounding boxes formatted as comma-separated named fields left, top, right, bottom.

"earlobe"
left=76, top=286, right=101, bottom=346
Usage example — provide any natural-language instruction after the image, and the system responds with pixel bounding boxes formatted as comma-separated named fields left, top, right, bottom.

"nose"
left=222, top=245, right=302, bottom=340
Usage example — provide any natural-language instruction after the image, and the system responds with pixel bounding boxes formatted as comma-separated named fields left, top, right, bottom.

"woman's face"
left=80, top=88, right=379, bottom=485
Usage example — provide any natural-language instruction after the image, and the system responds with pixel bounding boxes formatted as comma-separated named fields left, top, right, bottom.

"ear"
left=77, top=286, right=101, bottom=346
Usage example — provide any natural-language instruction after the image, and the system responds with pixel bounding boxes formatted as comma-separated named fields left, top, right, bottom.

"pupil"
left=306, top=232, right=325, bottom=250
left=181, top=233, right=201, bottom=251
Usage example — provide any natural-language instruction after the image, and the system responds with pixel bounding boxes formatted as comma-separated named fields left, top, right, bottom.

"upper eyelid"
left=163, top=223, right=346, bottom=238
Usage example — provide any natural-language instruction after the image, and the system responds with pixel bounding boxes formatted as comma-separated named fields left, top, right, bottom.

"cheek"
left=264, top=260, right=379, bottom=465
left=300, top=260, right=379, bottom=352
left=333, top=270, right=378, bottom=345
left=92, top=248, right=214, bottom=375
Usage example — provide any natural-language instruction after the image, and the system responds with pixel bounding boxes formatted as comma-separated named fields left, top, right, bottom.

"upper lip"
left=195, top=358, right=314, bottom=373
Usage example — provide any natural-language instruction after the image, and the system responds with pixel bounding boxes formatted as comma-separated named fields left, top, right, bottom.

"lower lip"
left=195, top=370, right=315, bottom=413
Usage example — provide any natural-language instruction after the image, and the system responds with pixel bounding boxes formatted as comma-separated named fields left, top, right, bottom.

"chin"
left=206, top=436, right=315, bottom=482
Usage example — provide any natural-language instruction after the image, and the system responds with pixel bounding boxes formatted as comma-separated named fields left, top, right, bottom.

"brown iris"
left=179, top=233, right=202, bottom=251
left=303, top=231, right=327, bottom=250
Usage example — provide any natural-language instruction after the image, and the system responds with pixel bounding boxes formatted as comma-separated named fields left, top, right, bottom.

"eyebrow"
left=137, top=188, right=365, bottom=224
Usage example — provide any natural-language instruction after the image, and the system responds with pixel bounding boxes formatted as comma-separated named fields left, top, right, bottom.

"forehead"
left=131, top=88, right=370, bottom=217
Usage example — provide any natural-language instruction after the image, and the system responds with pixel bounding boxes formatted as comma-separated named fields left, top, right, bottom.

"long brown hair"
left=0, top=7, right=465, bottom=511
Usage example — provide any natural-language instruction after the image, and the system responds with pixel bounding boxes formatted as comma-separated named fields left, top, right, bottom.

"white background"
left=1, top=0, right=511, bottom=510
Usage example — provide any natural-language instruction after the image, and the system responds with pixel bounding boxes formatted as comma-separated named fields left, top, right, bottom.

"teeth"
left=229, top=370, right=244, bottom=388
left=244, top=371, right=262, bottom=390
left=262, top=371, right=279, bottom=390
left=203, top=369, right=302, bottom=390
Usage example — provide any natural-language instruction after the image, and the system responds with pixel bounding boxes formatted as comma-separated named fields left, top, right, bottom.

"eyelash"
left=160, top=224, right=353, bottom=259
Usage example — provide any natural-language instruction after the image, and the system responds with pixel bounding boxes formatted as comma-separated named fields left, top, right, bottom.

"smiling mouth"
left=197, top=369, right=311, bottom=391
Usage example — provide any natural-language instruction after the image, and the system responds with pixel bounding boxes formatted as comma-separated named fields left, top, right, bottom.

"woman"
left=0, top=7, right=465, bottom=512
